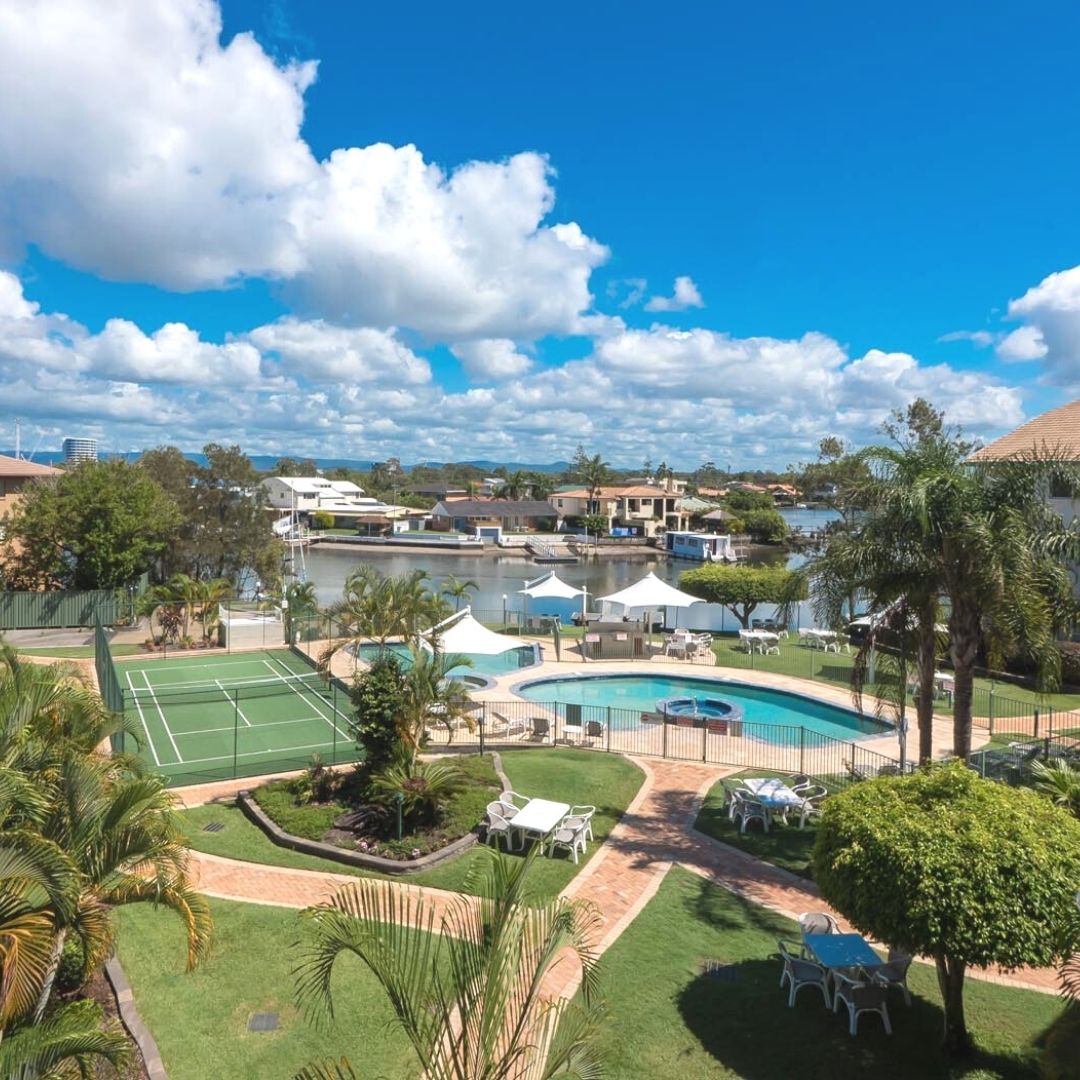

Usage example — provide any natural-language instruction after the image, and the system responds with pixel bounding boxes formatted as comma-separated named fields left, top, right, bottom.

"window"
left=1050, top=477, right=1076, bottom=499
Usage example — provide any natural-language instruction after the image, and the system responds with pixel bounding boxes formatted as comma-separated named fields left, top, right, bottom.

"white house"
left=259, top=476, right=406, bottom=528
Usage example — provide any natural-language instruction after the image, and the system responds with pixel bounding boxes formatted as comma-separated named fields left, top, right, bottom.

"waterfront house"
left=430, top=498, right=559, bottom=534
left=550, top=481, right=693, bottom=536
left=259, top=476, right=406, bottom=528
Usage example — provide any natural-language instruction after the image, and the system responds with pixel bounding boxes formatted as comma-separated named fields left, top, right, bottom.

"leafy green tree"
left=272, top=457, right=319, bottom=476
left=722, top=490, right=774, bottom=513
left=139, top=443, right=281, bottom=588
left=295, top=850, right=604, bottom=1080
left=580, top=512, right=608, bottom=536
left=814, top=763, right=1080, bottom=1055
left=311, top=510, right=335, bottom=530
left=680, top=565, right=805, bottom=629
left=738, top=507, right=788, bottom=543
left=348, top=654, right=408, bottom=773
left=0, top=459, right=180, bottom=590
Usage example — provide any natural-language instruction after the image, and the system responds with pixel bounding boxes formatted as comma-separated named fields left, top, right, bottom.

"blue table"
left=803, top=933, right=881, bottom=970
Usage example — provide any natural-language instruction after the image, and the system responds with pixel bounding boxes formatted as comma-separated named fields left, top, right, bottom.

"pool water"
left=355, top=643, right=536, bottom=677
left=517, top=673, right=888, bottom=744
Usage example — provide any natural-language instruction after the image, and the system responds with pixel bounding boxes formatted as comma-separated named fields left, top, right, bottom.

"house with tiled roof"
left=970, top=399, right=1080, bottom=527
left=550, top=482, right=694, bottom=536
left=0, top=454, right=61, bottom=519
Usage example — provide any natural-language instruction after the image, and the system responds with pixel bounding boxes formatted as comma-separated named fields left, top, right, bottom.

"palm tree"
left=576, top=453, right=611, bottom=512
left=527, top=471, right=554, bottom=501
left=499, top=471, right=529, bottom=501
left=282, top=580, right=320, bottom=642
left=440, top=574, right=478, bottom=612
left=396, top=648, right=474, bottom=764
left=295, top=850, right=604, bottom=1080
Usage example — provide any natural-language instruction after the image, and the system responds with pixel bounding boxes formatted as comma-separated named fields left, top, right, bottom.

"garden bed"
left=246, top=754, right=501, bottom=873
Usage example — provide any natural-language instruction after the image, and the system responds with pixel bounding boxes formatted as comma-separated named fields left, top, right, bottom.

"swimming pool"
left=515, top=673, right=888, bottom=744
left=354, top=642, right=537, bottom=677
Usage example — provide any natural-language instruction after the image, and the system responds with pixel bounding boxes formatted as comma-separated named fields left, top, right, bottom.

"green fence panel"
left=0, top=589, right=117, bottom=629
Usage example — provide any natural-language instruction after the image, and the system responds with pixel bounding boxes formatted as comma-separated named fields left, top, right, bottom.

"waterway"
left=298, top=506, right=839, bottom=631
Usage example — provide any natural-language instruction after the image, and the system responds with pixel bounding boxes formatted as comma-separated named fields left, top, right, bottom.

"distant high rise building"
left=62, top=437, right=97, bottom=464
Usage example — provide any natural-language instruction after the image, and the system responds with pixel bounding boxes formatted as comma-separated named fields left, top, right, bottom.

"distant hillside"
left=0, top=450, right=575, bottom=474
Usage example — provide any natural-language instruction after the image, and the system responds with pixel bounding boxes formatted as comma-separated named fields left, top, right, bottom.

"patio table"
left=743, top=778, right=804, bottom=809
left=511, top=798, right=571, bottom=853
left=803, top=933, right=882, bottom=971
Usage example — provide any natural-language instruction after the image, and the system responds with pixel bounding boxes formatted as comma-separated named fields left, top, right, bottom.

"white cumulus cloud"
left=644, top=275, right=705, bottom=312
left=450, top=339, right=533, bottom=381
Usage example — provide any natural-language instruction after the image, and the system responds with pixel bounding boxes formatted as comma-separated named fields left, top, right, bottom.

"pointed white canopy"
left=518, top=571, right=584, bottom=600
left=597, top=571, right=703, bottom=614
left=427, top=607, right=522, bottom=655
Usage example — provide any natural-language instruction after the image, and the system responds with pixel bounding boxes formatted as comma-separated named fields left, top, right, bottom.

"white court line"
left=140, top=670, right=183, bottom=763
left=124, top=669, right=161, bottom=767
left=129, top=667, right=308, bottom=691
left=170, top=715, right=328, bottom=737
left=215, top=679, right=252, bottom=726
left=176, top=740, right=340, bottom=767
left=262, top=657, right=353, bottom=742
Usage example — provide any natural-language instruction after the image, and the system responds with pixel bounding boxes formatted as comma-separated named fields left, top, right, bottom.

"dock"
left=525, top=538, right=578, bottom=564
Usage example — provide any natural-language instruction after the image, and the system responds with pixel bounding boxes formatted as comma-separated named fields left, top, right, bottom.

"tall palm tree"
left=397, top=648, right=474, bottom=764
left=295, top=850, right=604, bottom=1080
left=527, top=471, right=554, bottom=501
left=576, top=454, right=611, bottom=511
left=499, top=471, right=529, bottom=501
left=441, top=574, right=478, bottom=612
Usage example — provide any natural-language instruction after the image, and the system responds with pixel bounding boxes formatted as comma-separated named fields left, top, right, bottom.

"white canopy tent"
left=426, top=606, right=523, bottom=656
left=597, top=571, right=702, bottom=630
left=518, top=571, right=584, bottom=601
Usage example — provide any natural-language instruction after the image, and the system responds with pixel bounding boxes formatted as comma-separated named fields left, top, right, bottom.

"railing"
left=425, top=698, right=911, bottom=782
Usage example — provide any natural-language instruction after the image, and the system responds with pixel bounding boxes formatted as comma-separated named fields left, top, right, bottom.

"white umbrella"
left=425, top=607, right=522, bottom=656
left=518, top=571, right=584, bottom=600
left=597, top=571, right=702, bottom=632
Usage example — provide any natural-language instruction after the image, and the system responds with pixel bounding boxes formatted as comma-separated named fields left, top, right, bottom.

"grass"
left=114, top=898, right=420, bottom=1080
left=594, top=866, right=1064, bottom=1079
left=694, top=772, right=818, bottom=878
left=178, top=748, right=645, bottom=899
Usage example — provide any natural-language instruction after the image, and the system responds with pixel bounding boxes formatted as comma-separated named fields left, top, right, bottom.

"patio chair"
left=500, top=789, right=528, bottom=810
left=549, top=820, right=588, bottom=864
left=797, top=785, right=827, bottom=829
left=831, top=970, right=892, bottom=1036
left=777, top=939, right=830, bottom=1008
left=529, top=716, right=551, bottom=742
left=732, top=792, right=769, bottom=834
left=583, top=720, right=605, bottom=744
left=785, top=773, right=811, bottom=793
left=874, top=951, right=913, bottom=1006
left=485, top=805, right=519, bottom=852
left=798, top=911, right=839, bottom=936
left=568, top=805, right=596, bottom=841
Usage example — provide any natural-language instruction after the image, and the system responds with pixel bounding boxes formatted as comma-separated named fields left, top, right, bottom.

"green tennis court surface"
left=116, top=649, right=360, bottom=786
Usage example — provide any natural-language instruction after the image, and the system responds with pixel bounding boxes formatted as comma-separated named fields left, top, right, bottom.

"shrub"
left=311, top=509, right=335, bottom=530
left=350, top=654, right=408, bottom=775
left=1059, top=640, right=1080, bottom=687
left=738, top=507, right=788, bottom=543
left=369, top=760, right=465, bottom=827
left=55, top=935, right=87, bottom=996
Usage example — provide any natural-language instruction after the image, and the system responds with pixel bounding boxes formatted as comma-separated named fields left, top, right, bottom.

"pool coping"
left=348, top=639, right=544, bottom=692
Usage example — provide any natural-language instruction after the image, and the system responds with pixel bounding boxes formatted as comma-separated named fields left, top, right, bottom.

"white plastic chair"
left=733, top=793, right=769, bottom=834
left=798, top=785, right=828, bottom=829
left=798, top=911, right=839, bottom=936
left=874, top=952, right=913, bottom=1006
left=500, top=789, right=528, bottom=809
left=549, top=821, right=588, bottom=864
left=567, top=805, right=596, bottom=842
left=485, top=804, right=519, bottom=852
left=778, top=939, right=830, bottom=1008
left=832, top=971, right=892, bottom=1036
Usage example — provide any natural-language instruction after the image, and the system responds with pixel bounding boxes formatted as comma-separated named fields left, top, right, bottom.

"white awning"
left=518, top=571, right=584, bottom=600
left=597, top=571, right=703, bottom=613
left=427, top=607, right=522, bottom=655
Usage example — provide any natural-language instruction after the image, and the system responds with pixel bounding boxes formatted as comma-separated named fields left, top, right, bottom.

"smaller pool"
left=353, top=642, right=537, bottom=677
left=658, top=696, right=744, bottom=723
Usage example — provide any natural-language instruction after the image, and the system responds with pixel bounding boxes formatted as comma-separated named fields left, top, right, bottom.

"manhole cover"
left=702, top=961, right=738, bottom=982
left=202, top=822, right=225, bottom=833
left=248, top=1012, right=279, bottom=1032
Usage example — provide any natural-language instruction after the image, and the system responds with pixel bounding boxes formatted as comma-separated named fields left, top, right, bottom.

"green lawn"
left=114, top=898, right=419, bottom=1080
left=179, top=748, right=645, bottom=899
left=694, top=773, right=818, bottom=878
left=594, top=866, right=1063, bottom=1079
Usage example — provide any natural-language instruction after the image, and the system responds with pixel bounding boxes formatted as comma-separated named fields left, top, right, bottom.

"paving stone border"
left=104, top=957, right=167, bottom=1080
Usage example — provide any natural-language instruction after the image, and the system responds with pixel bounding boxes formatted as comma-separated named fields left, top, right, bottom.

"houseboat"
left=664, top=531, right=736, bottom=562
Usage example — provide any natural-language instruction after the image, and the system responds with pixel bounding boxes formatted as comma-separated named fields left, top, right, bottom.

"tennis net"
left=125, top=671, right=336, bottom=708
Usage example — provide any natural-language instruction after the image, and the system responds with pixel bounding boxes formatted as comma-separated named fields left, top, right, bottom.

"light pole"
left=502, top=593, right=508, bottom=630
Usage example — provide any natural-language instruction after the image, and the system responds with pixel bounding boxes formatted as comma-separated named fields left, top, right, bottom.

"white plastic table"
left=743, top=778, right=804, bottom=809
left=511, top=798, right=571, bottom=852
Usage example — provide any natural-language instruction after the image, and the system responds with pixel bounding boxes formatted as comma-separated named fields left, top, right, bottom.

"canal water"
left=300, top=507, right=839, bottom=632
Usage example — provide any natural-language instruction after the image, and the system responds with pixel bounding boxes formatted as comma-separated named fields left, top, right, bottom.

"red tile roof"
left=0, top=454, right=61, bottom=478
left=969, top=399, right=1080, bottom=461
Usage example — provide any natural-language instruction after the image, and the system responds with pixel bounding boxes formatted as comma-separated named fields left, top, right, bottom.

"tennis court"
left=114, top=649, right=359, bottom=786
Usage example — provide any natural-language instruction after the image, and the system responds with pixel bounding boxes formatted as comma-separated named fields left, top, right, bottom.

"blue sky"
left=1, top=0, right=1079, bottom=466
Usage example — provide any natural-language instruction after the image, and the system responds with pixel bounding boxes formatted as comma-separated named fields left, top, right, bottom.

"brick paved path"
left=187, top=755, right=1061, bottom=1000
